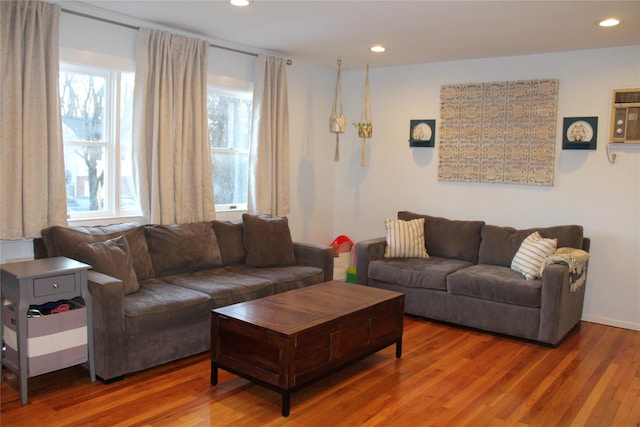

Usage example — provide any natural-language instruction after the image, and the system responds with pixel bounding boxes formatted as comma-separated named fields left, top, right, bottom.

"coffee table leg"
left=396, top=338, right=403, bottom=358
left=211, top=363, right=218, bottom=385
left=282, top=391, right=291, bottom=417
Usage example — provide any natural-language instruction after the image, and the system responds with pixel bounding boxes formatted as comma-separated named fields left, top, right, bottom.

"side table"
left=1, top=257, right=95, bottom=404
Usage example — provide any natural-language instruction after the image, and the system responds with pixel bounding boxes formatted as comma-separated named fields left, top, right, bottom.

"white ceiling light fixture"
left=371, top=45, right=386, bottom=53
left=598, top=18, right=620, bottom=27
left=230, top=0, right=251, bottom=7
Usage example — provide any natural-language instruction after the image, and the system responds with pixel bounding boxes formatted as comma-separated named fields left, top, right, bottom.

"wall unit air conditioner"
left=610, top=88, right=640, bottom=143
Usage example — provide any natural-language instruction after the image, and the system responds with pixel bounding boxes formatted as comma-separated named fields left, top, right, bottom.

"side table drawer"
left=33, top=273, right=77, bottom=298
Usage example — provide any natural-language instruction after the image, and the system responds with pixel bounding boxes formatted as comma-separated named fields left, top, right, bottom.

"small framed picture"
left=409, top=119, right=435, bottom=147
left=562, top=117, right=598, bottom=150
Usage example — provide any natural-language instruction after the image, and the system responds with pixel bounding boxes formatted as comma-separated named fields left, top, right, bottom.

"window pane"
left=119, top=72, right=138, bottom=211
left=208, top=89, right=251, bottom=208
left=212, top=151, right=248, bottom=205
left=64, top=144, right=106, bottom=212
left=59, top=71, right=106, bottom=142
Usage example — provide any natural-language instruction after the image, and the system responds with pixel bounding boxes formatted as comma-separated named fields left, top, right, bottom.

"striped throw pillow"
left=384, top=218, right=429, bottom=259
left=511, top=231, right=557, bottom=279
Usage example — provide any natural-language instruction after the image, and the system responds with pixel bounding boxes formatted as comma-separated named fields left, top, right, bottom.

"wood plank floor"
left=2, top=317, right=639, bottom=426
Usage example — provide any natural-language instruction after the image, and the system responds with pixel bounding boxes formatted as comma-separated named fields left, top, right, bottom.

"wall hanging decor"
left=354, top=64, right=372, bottom=166
left=562, top=116, right=598, bottom=150
left=438, top=79, right=559, bottom=186
left=330, top=59, right=346, bottom=161
left=409, top=119, right=435, bottom=147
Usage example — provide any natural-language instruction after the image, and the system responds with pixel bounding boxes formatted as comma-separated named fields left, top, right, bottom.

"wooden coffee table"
left=210, top=280, right=404, bottom=416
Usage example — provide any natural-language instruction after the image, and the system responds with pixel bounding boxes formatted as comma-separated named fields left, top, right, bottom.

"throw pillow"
left=242, top=214, right=296, bottom=267
left=384, top=218, right=429, bottom=259
left=79, top=235, right=140, bottom=295
left=511, top=231, right=557, bottom=280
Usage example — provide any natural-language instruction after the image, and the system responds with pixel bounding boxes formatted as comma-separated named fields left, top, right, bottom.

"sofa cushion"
left=79, top=236, right=140, bottom=295
left=446, top=264, right=542, bottom=307
left=242, top=214, right=295, bottom=268
left=478, top=224, right=584, bottom=267
left=41, top=223, right=155, bottom=281
left=225, top=265, right=325, bottom=294
left=211, top=220, right=246, bottom=265
left=124, top=279, right=211, bottom=335
left=146, top=222, right=223, bottom=277
left=159, top=269, right=273, bottom=309
left=397, top=211, right=484, bottom=263
left=511, top=232, right=557, bottom=279
left=384, top=218, right=429, bottom=259
left=369, top=256, right=473, bottom=290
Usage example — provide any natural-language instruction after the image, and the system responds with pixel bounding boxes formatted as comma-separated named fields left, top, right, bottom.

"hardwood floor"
left=2, top=317, right=639, bottom=426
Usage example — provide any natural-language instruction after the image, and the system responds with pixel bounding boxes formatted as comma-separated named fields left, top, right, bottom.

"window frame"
left=60, top=62, right=140, bottom=221
left=207, top=85, right=253, bottom=213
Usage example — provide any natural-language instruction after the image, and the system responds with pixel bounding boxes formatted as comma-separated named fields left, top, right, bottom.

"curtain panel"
left=133, top=28, right=215, bottom=225
left=0, top=0, right=67, bottom=240
left=248, top=55, right=290, bottom=216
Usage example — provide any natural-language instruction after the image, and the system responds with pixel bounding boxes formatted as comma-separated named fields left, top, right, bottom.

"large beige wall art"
left=438, top=79, right=558, bottom=186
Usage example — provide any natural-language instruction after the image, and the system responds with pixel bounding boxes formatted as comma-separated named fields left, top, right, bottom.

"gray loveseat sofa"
left=35, top=214, right=333, bottom=382
left=355, top=211, right=589, bottom=346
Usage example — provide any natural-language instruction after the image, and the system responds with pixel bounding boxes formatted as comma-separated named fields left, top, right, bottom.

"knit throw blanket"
left=540, top=247, right=590, bottom=292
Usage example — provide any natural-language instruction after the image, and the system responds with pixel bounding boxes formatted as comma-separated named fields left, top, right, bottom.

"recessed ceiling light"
left=230, top=0, right=251, bottom=6
left=371, top=45, right=386, bottom=53
left=598, top=18, right=620, bottom=27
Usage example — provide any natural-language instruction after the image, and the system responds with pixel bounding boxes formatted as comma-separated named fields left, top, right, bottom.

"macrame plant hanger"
left=356, top=64, right=373, bottom=166
left=329, top=59, right=346, bottom=161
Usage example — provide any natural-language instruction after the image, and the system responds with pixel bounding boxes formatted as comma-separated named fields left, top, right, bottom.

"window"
left=207, top=87, right=252, bottom=211
left=59, top=64, right=139, bottom=219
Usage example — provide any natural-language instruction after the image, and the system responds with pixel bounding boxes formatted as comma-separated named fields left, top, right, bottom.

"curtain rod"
left=61, top=8, right=292, bottom=65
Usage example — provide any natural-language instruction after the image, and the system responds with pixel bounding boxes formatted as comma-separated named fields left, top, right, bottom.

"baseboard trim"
left=582, top=315, right=640, bottom=332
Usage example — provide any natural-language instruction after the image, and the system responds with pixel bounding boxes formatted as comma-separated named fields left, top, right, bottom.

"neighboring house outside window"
left=207, top=87, right=251, bottom=212
left=59, top=63, right=139, bottom=220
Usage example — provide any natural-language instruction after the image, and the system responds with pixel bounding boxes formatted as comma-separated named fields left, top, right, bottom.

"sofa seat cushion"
left=225, top=265, right=324, bottom=294
left=159, top=269, right=273, bottom=308
left=446, top=264, right=542, bottom=308
left=124, top=279, right=211, bottom=335
left=369, top=256, right=473, bottom=290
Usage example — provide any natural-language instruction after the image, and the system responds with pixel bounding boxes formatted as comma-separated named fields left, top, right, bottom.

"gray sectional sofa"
left=35, top=214, right=333, bottom=382
left=355, top=211, right=589, bottom=346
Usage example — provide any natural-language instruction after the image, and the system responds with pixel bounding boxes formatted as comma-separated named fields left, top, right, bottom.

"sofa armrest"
left=355, top=237, right=387, bottom=285
left=294, top=242, right=334, bottom=282
left=538, top=263, right=587, bottom=345
left=88, top=270, right=127, bottom=382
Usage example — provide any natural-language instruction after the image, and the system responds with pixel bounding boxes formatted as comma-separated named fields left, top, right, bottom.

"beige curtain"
left=247, top=55, right=290, bottom=216
left=133, top=28, right=215, bottom=224
left=0, top=0, right=67, bottom=240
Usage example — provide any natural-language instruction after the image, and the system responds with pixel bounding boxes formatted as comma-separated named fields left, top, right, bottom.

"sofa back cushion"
left=242, top=214, right=296, bottom=268
left=146, top=222, right=223, bottom=277
left=478, top=224, right=584, bottom=267
left=41, top=223, right=155, bottom=281
left=211, top=220, right=246, bottom=265
left=397, top=211, right=485, bottom=263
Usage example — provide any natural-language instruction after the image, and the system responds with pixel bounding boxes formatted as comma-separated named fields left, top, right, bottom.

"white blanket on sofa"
left=540, top=247, right=590, bottom=292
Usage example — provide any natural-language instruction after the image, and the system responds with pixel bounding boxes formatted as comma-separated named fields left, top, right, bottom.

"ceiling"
left=61, top=1, right=640, bottom=70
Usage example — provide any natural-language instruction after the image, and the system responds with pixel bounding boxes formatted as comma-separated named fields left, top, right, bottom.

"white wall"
left=334, top=46, right=640, bottom=330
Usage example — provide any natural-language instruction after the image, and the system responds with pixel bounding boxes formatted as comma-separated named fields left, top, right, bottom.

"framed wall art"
left=409, top=119, right=435, bottom=147
left=563, top=116, right=598, bottom=150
